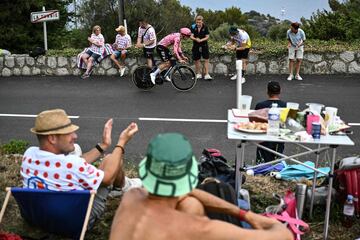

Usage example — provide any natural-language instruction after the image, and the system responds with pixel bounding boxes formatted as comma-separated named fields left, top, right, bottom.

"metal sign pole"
left=42, top=6, right=48, bottom=51
left=236, top=60, right=243, bottom=108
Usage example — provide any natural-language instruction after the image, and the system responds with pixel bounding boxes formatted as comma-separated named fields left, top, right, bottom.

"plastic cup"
left=325, top=107, right=338, bottom=125
left=306, top=103, right=324, bottom=115
left=287, top=102, right=300, bottom=110
left=238, top=95, right=252, bottom=110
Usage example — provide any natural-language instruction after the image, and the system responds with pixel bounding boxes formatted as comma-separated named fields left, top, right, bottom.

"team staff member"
left=227, top=26, right=251, bottom=83
left=190, top=15, right=212, bottom=80
left=136, top=18, right=157, bottom=68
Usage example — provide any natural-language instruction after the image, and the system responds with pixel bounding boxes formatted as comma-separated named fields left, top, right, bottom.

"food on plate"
left=235, top=121, right=268, bottom=131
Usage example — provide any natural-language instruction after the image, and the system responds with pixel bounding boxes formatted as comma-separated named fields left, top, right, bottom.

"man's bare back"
left=110, top=188, right=213, bottom=240
left=110, top=188, right=293, bottom=240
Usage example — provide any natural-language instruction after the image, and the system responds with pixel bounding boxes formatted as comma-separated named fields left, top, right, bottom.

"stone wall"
left=1, top=51, right=359, bottom=77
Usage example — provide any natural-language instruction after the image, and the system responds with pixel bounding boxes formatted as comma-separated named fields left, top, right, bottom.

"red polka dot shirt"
left=21, top=147, right=104, bottom=191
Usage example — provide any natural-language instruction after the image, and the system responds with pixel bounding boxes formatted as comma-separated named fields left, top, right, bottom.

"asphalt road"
left=0, top=74, right=359, bottom=165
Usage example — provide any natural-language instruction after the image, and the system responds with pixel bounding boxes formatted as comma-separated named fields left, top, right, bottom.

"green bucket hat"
left=139, top=133, right=198, bottom=197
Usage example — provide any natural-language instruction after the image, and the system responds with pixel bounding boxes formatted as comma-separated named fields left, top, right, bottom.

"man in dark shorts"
left=136, top=18, right=157, bottom=68
left=255, top=81, right=287, bottom=163
left=190, top=15, right=212, bottom=80
left=226, top=26, right=252, bottom=83
left=109, top=133, right=293, bottom=240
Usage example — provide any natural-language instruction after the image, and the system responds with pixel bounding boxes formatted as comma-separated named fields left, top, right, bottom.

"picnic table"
left=227, top=109, right=355, bottom=239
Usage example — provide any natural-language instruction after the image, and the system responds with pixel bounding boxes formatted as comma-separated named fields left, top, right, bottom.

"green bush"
left=0, top=139, right=30, bottom=155
left=45, top=39, right=360, bottom=59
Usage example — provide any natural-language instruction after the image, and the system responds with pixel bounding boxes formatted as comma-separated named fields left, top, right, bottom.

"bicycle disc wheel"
left=132, top=65, right=154, bottom=90
left=170, top=65, right=197, bottom=91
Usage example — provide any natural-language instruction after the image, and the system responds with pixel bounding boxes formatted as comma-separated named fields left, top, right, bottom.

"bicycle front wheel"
left=132, top=65, right=154, bottom=90
left=170, top=65, right=197, bottom=91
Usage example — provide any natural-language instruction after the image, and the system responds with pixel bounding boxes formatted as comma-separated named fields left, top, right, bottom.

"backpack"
left=29, top=47, right=46, bottom=59
left=198, top=148, right=245, bottom=189
left=335, top=157, right=360, bottom=216
left=197, top=179, right=242, bottom=226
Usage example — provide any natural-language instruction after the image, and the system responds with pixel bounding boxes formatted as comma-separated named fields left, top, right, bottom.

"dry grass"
left=1, top=154, right=359, bottom=239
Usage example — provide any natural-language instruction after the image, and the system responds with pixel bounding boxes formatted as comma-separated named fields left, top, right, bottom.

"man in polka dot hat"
left=110, top=133, right=293, bottom=240
left=21, top=108, right=141, bottom=227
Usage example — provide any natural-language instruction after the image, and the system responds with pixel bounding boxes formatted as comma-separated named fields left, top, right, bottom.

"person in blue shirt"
left=287, top=22, right=306, bottom=81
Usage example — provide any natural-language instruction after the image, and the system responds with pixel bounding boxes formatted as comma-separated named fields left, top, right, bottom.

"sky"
left=178, top=0, right=332, bottom=22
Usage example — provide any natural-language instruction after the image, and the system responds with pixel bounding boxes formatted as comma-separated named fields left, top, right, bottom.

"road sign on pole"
left=30, top=9, right=60, bottom=23
left=30, top=7, right=60, bottom=51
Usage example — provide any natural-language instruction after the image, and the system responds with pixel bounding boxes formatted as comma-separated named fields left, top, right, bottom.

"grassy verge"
left=1, top=154, right=359, bottom=239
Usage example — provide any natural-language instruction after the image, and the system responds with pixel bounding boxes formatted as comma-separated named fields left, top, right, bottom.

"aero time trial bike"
left=132, top=58, right=197, bottom=92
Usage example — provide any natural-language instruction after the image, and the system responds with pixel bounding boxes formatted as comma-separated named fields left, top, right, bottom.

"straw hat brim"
left=30, top=124, right=79, bottom=135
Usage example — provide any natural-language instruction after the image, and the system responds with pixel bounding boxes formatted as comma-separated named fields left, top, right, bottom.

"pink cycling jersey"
left=158, top=33, right=183, bottom=59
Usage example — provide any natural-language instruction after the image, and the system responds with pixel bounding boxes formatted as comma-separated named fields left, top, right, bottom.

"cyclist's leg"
left=151, top=46, right=171, bottom=80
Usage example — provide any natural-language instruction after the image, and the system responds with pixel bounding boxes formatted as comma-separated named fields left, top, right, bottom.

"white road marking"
left=139, top=117, right=227, bottom=123
left=1, top=114, right=359, bottom=126
left=0, top=114, right=79, bottom=119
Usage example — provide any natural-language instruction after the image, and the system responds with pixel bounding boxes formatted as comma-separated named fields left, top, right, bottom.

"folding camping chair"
left=0, top=187, right=96, bottom=240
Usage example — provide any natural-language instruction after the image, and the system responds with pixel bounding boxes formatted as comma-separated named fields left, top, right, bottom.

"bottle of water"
left=267, top=103, right=280, bottom=136
left=343, top=194, right=355, bottom=228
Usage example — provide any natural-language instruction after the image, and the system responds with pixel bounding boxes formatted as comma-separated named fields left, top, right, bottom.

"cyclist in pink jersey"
left=150, top=28, right=191, bottom=84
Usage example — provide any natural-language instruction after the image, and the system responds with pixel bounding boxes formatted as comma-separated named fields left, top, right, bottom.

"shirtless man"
left=110, top=133, right=293, bottom=240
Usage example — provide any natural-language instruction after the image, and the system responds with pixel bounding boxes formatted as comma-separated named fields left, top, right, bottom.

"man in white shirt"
left=287, top=22, right=306, bottom=81
left=136, top=18, right=157, bottom=68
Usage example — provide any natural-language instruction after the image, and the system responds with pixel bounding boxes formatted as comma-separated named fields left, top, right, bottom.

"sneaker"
left=230, top=74, right=237, bottom=80
left=196, top=74, right=202, bottom=79
left=204, top=74, right=213, bottom=80
left=241, top=77, right=246, bottom=84
left=81, top=73, right=90, bottom=79
left=109, top=177, right=142, bottom=197
left=287, top=75, right=293, bottom=81
left=165, top=76, right=171, bottom=82
left=119, top=67, right=126, bottom=77
left=150, top=72, right=156, bottom=84
left=295, top=74, right=303, bottom=81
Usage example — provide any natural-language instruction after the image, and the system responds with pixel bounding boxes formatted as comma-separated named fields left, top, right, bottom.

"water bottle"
left=267, top=103, right=280, bottom=136
left=343, top=194, right=355, bottom=228
left=239, top=189, right=251, bottom=210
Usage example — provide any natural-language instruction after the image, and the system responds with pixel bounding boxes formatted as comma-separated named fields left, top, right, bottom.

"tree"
left=267, top=21, right=291, bottom=40
left=78, top=0, right=192, bottom=44
left=302, top=0, right=360, bottom=40
left=0, top=0, right=73, bottom=53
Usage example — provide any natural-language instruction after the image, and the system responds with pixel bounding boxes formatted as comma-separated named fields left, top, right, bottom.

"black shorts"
left=143, top=47, right=155, bottom=59
left=236, top=48, right=250, bottom=60
left=192, top=44, right=209, bottom=61
left=85, top=49, right=101, bottom=62
left=156, top=45, right=172, bottom=62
